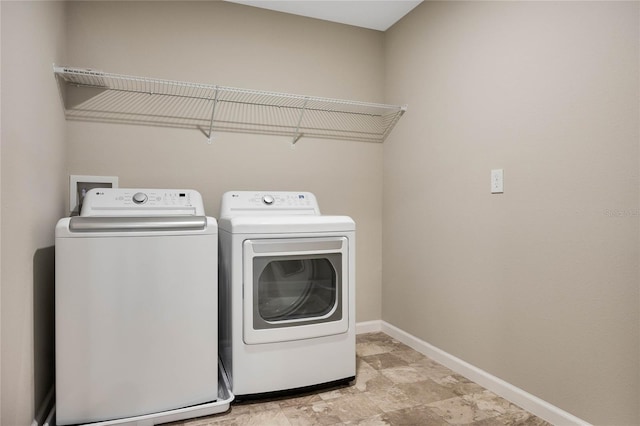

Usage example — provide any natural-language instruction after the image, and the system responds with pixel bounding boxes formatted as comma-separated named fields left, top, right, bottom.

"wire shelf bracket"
left=54, top=66, right=407, bottom=144
left=292, top=97, right=309, bottom=146
left=205, top=87, right=220, bottom=144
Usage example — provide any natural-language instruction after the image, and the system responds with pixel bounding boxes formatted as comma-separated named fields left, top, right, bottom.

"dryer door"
left=243, top=237, right=349, bottom=344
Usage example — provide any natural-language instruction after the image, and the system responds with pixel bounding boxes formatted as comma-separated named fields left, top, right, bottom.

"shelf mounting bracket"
left=292, top=97, right=309, bottom=145
left=206, top=87, right=220, bottom=144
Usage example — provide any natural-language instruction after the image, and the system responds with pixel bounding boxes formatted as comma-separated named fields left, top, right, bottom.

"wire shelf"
left=54, top=66, right=406, bottom=144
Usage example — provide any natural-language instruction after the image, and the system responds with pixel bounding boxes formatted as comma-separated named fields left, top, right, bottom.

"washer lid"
left=218, top=215, right=355, bottom=234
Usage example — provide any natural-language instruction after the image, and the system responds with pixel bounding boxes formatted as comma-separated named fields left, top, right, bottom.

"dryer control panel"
left=81, top=188, right=205, bottom=216
left=219, top=191, right=320, bottom=217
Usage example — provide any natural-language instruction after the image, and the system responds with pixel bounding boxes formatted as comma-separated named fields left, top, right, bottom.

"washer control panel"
left=80, top=188, right=205, bottom=216
left=220, top=191, right=320, bottom=217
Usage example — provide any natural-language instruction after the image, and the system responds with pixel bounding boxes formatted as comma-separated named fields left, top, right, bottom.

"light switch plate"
left=491, top=169, right=504, bottom=194
left=69, top=175, right=118, bottom=215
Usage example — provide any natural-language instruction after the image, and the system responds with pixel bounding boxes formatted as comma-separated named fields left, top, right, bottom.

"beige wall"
left=383, top=2, right=640, bottom=424
left=65, top=1, right=385, bottom=322
left=1, top=1, right=67, bottom=424
left=3, top=1, right=639, bottom=424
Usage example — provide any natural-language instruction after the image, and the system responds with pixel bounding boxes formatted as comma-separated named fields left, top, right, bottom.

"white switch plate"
left=491, top=169, right=504, bottom=194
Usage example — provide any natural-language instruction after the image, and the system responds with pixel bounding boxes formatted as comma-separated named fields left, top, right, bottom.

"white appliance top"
left=81, top=188, right=205, bottom=217
left=218, top=191, right=355, bottom=234
left=219, top=191, right=320, bottom=218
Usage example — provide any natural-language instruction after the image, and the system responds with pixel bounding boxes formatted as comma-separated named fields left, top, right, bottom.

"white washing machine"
left=55, top=188, right=222, bottom=425
left=218, top=191, right=356, bottom=397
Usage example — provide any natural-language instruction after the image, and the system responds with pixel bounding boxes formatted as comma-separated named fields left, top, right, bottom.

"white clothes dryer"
left=218, top=191, right=356, bottom=397
left=55, top=188, right=224, bottom=425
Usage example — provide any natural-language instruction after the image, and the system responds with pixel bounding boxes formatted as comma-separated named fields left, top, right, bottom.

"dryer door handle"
left=68, top=216, right=208, bottom=233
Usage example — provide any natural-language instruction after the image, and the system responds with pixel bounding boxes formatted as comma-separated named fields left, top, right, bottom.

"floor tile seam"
left=425, top=392, right=512, bottom=425
left=319, top=391, right=390, bottom=423
left=279, top=402, right=342, bottom=426
left=380, top=403, right=453, bottom=426
left=356, top=379, right=434, bottom=419
left=463, top=389, right=539, bottom=417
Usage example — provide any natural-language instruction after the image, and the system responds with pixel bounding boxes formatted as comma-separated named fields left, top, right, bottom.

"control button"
left=132, top=192, right=148, bottom=204
left=262, top=195, right=275, bottom=205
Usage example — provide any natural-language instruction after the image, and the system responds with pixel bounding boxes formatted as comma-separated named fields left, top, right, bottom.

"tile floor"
left=172, top=332, right=551, bottom=425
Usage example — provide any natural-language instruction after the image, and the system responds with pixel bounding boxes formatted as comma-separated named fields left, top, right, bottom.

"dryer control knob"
left=262, top=195, right=275, bottom=205
left=133, top=192, right=148, bottom=204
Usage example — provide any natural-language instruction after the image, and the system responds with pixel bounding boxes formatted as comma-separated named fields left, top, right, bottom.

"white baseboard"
left=359, top=320, right=591, bottom=426
left=356, top=320, right=383, bottom=334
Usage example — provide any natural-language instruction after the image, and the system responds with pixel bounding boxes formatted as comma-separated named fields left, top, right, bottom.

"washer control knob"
left=132, top=192, right=148, bottom=204
left=262, top=195, right=275, bottom=205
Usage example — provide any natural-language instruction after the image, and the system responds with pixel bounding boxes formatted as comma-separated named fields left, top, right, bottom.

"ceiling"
left=224, top=0, right=423, bottom=31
